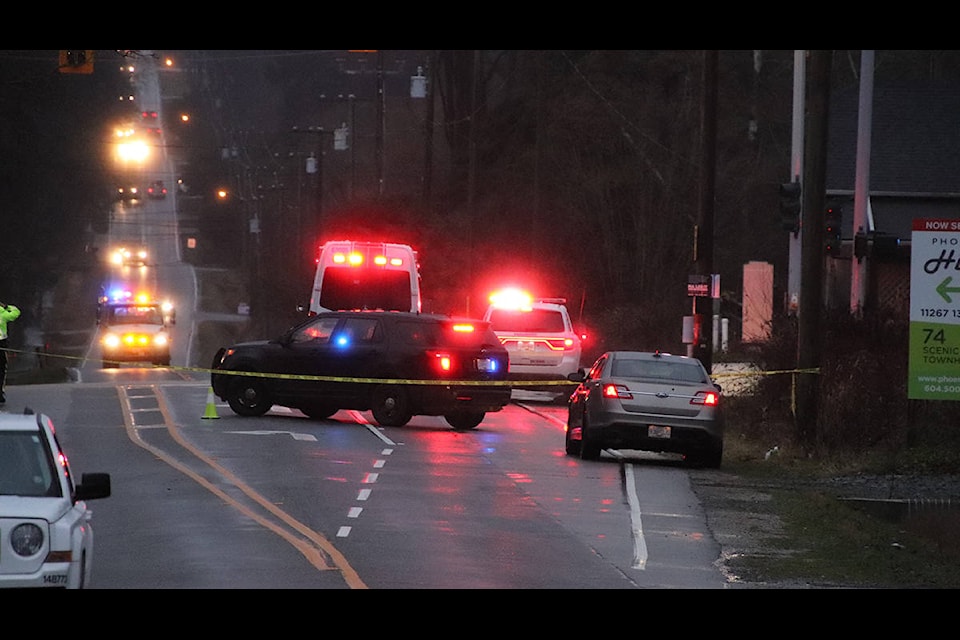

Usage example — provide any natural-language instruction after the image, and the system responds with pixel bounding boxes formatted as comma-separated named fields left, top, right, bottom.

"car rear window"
left=611, top=359, right=707, bottom=383
left=487, top=308, right=566, bottom=332
left=393, top=319, right=498, bottom=348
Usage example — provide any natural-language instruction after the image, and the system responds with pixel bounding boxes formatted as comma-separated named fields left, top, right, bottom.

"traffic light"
left=824, top=204, right=842, bottom=254
left=59, top=50, right=95, bottom=74
left=853, top=230, right=869, bottom=260
left=872, top=232, right=902, bottom=259
left=778, top=182, right=801, bottom=233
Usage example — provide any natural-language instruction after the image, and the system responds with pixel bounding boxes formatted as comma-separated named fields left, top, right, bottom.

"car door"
left=568, top=353, right=607, bottom=428
left=283, top=315, right=386, bottom=407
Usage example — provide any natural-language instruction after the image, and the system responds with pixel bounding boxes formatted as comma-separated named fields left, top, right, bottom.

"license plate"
left=648, top=425, right=671, bottom=439
left=476, top=358, right=496, bottom=372
left=518, top=341, right=535, bottom=351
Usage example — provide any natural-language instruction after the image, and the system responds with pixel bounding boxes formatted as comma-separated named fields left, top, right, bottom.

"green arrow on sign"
left=936, top=276, right=960, bottom=303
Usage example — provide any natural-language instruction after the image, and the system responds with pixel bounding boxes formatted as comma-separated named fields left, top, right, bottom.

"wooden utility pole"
left=796, top=50, right=832, bottom=444
left=693, top=50, right=718, bottom=373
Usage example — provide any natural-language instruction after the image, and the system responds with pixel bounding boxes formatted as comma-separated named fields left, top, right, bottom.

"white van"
left=309, top=241, right=421, bottom=315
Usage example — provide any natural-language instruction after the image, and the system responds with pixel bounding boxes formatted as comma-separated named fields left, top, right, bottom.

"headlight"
left=154, top=333, right=169, bottom=347
left=103, top=333, right=121, bottom=348
left=11, top=523, right=44, bottom=556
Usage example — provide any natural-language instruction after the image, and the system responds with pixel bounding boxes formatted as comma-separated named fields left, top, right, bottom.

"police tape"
left=5, top=346, right=561, bottom=387
left=7, top=346, right=818, bottom=386
left=710, top=367, right=819, bottom=378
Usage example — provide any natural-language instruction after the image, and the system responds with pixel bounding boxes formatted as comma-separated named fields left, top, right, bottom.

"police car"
left=97, top=290, right=173, bottom=368
left=483, top=288, right=583, bottom=384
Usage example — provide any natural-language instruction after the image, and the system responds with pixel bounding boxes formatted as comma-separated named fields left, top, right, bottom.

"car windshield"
left=319, top=267, right=412, bottom=312
left=611, top=358, right=707, bottom=383
left=0, top=431, right=60, bottom=497
left=108, top=306, right=163, bottom=325
left=488, top=308, right=565, bottom=333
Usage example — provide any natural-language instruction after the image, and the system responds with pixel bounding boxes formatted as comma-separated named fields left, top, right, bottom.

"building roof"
left=826, top=81, right=960, bottom=240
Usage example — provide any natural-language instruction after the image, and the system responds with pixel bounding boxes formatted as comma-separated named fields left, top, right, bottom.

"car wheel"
left=370, top=385, right=412, bottom=427
left=564, top=424, right=581, bottom=456
left=78, top=550, right=87, bottom=589
left=579, top=414, right=602, bottom=460
left=227, top=375, right=272, bottom=417
left=444, top=411, right=485, bottom=430
left=300, top=404, right=338, bottom=420
left=687, top=439, right=724, bottom=469
left=102, top=360, right=117, bottom=369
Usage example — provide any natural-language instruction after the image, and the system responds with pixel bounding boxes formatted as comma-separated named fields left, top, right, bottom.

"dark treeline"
left=3, top=50, right=960, bottom=359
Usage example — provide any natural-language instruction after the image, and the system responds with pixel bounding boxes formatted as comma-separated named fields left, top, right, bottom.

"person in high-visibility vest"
left=0, top=301, right=21, bottom=403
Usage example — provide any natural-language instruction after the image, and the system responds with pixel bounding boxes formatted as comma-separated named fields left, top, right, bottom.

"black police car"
left=211, top=311, right=512, bottom=430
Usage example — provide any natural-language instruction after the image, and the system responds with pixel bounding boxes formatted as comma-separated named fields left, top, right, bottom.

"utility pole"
left=787, top=50, right=806, bottom=316
left=376, top=50, right=385, bottom=197
left=850, top=50, right=874, bottom=316
left=796, top=50, right=832, bottom=445
left=692, top=50, right=718, bottom=372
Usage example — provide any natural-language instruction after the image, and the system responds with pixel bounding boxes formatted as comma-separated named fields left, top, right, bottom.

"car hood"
left=0, top=496, right=73, bottom=521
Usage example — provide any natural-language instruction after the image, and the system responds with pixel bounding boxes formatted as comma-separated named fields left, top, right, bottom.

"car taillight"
left=602, top=383, right=632, bottom=399
left=692, top=391, right=720, bottom=406
left=427, top=351, right=453, bottom=373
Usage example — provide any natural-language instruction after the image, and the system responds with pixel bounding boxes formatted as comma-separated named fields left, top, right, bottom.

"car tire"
left=227, top=375, right=272, bottom=417
left=370, top=385, right=412, bottom=427
left=300, top=404, right=338, bottom=420
left=579, top=414, right=602, bottom=460
left=564, top=424, right=581, bottom=456
left=688, top=439, right=723, bottom=469
left=444, top=411, right=485, bottom=430
left=78, top=550, right=88, bottom=589
left=102, top=360, right=117, bottom=369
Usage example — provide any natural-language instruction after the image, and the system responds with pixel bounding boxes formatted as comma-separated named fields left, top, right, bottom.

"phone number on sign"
left=924, top=385, right=960, bottom=393
left=920, top=308, right=960, bottom=318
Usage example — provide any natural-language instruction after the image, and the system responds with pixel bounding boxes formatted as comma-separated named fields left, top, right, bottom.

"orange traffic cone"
left=202, top=387, right=220, bottom=419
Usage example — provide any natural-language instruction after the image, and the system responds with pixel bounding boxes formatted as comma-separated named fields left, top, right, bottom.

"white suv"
left=0, top=409, right=111, bottom=588
left=483, top=289, right=582, bottom=382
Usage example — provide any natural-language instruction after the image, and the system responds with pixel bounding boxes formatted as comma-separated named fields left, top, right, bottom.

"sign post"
left=908, top=218, right=960, bottom=401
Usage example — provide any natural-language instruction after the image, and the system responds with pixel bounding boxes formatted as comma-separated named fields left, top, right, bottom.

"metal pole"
left=787, top=50, right=806, bottom=317
left=850, top=50, right=874, bottom=316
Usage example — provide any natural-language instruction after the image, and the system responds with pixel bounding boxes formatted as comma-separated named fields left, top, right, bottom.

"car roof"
left=0, top=411, right=47, bottom=433
left=607, top=350, right=697, bottom=362
left=316, top=310, right=479, bottom=324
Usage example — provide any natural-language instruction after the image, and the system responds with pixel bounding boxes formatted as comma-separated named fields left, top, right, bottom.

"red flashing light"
left=489, top=287, right=533, bottom=311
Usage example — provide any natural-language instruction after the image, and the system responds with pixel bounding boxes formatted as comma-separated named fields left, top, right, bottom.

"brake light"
left=428, top=351, right=452, bottom=372
left=602, top=383, right=632, bottom=399
left=452, top=323, right=475, bottom=333
left=692, top=391, right=720, bottom=406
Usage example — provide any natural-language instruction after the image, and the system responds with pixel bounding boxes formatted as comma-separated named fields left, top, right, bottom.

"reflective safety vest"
left=0, top=305, right=20, bottom=341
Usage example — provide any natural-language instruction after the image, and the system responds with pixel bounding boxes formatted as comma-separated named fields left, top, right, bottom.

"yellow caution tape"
left=6, top=346, right=818, bottom=387
left=711, top=367, right=819, bottom=379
